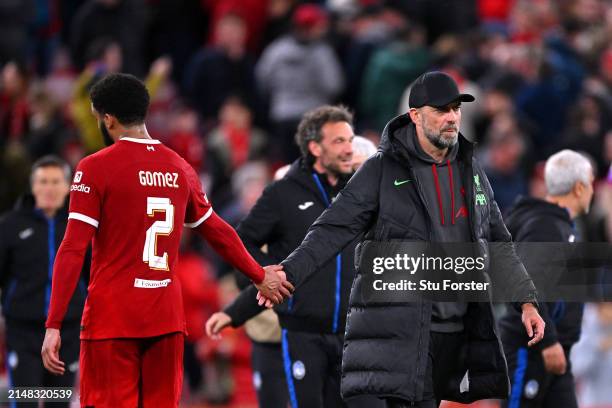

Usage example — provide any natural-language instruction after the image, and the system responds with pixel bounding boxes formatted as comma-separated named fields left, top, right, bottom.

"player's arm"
left=183, top=164, right=292, bottom=303
left=46, top=219, right=95, bottom=329
left=44, top=157, right=101, bottom=375
left=43, top=219, right=94, bottom=376
left=194, top=211, right=265, bottom=282
left=193, top=212, right=292, bottom=302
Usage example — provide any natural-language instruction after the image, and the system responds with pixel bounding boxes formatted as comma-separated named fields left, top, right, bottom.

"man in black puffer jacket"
left=258, top=72, right=545, bottom=407
left=500, top=150, right=594, bottom=408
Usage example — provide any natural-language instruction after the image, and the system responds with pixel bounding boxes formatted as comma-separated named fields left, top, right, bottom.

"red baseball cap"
left=293, top=4, right=328, bottom=29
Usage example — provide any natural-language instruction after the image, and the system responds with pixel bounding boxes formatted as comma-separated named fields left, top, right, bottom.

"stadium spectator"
left=207, top=96, right=268, bottom=207
left=0, top=1, right=33, bottom=65
left=175, top=230, right=219, bottom=399
left=571, top=302, right=612, bottom=407
left=0, top=156, right=87, bottom=408
left=256, top=4, right=344, bottom=162
left=183, top=13, right=257, bottom=127
left=70, top=43, right=171, bottom=153
left=0, top=61, right=31, bottom=148
left=26, top=84, right=71, bottom=160
left=351, top=134, right=378, bottom=171
left=359, top=22, right=430, bottom=131
left=480, top=113, right=529, bottom=212
left=0, top=61, right=32, bottom=213
left=70, top=0, right=146, bottom=75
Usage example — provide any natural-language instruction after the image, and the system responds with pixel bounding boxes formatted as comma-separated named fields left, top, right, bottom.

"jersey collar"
left=119, top=137, right=161, bottom=144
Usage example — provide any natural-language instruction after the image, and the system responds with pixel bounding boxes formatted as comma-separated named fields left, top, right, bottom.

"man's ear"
left=574, top=181, right=586, bottom=198
left=308, top=139, right=322, bottom=159
left=103, top=114, right=116, bottom=130
left=408, top=108, right=419, bottom=123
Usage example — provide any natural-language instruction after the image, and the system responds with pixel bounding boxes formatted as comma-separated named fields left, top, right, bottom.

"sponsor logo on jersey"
left=73, top=171, right=82, bottom=183
left=71, top=184, right=91, bottom=193
left=134, top=278, right=172, bottom=288
left=138, top=171, right=179, bottom=188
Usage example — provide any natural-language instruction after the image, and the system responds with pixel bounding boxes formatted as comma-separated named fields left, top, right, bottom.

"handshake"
left=254, top=265, right=295, bottom=308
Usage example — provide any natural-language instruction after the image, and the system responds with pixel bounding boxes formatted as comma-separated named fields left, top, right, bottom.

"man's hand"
left=254, top=265, right=294, bottom=305
left=541, top=342, right=567, bottom=374
left=522, top=303, right=545, bottom=347
left=41, top=328, right=65, bottom=375
left=205, top=312, right=232, bottom=340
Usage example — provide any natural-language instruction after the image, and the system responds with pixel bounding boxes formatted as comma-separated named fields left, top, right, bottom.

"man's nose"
left=344, top=142, right=353, bottom=155
left=445, top=110, right=458, bottom=123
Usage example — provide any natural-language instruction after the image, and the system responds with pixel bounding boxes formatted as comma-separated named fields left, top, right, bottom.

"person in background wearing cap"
left=256, top=3, right=344, bottom=163
left=257, top=71, right=545, bottom=407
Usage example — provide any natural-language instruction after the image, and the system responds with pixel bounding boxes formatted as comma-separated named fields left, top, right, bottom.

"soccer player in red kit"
left=41, top=73, right=293, bottom=407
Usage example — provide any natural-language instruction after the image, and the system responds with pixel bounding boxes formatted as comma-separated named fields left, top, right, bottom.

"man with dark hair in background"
left=40, top=73, right=292, bottom=407
left=0, top=156, right=88, bottom=408
left=206, top=105, right=382, bottom=408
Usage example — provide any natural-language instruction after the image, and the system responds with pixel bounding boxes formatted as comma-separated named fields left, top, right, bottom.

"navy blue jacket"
left=225, top=159, right=357, bottom=334
left=0, top=195, right=88, bottom=325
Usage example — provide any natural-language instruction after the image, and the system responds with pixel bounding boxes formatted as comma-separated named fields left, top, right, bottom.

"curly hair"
left=295, top=105, right=353, bottom=163
left=90, top=73, right=150, bottom=125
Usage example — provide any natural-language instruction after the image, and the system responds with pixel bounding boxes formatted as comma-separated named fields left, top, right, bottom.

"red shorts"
left=80, top=332, right=184, bottom=408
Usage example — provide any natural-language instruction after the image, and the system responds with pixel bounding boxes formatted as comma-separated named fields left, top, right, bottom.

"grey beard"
left=425, top=130, right=457, bottom=149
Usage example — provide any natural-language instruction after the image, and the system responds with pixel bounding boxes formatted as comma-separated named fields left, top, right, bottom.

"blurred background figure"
left=256, top=3, right=344, bottom=162
left=360, top=21, right=429, bottom=131
left=206, top=96, right=268, bottom=209
left=70, top=0, right=146, bottom=75
left=571, top=303, right=612, bottom=407
left=0, top=156, right=88, bottom=408
left=175, top=229, right=219, bottom=403
left=480, top=113, right=529, bottom=212
left=351, top=135, right=378, bottom=171
left=183, top=13, right=258, bottom=129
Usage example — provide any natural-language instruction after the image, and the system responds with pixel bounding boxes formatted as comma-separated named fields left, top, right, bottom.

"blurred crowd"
left=1, top=0, right=612, bottom=406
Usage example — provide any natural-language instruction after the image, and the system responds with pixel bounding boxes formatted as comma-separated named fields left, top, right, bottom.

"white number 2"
left=143, top=197, right=174, bottom=270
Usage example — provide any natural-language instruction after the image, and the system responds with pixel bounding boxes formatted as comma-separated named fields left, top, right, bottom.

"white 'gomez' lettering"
left=138, top=171, right=179, bottom=188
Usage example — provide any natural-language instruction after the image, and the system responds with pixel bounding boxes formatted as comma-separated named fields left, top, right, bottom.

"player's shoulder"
left=74, top=146, right=116, bottom=176
left=158, top=144, right=197, bottom=176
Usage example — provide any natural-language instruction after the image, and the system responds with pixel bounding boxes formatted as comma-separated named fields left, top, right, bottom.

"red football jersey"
left=68, top=137, right=211, bottom=339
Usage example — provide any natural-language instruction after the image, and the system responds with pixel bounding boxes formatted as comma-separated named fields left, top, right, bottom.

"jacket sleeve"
left=481, top=169, right=538, bottom=307
left=237, top=183, right=282, bottom=268
left=283, top=156, right=381, bottom=288
left=531, top=302, right=559, bottom=350
left=513, top=217, right=565, bottom=349
left=223, top=284, right=265, bottom=328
